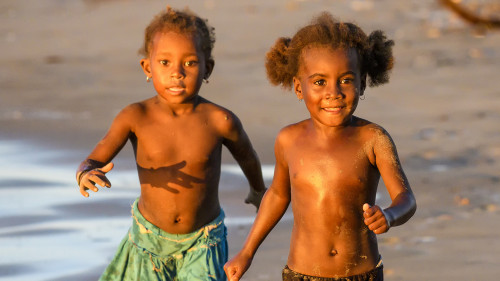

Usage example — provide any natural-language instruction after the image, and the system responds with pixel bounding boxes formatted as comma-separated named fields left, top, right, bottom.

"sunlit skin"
left=77, top=31, right=266, bottom=234
left=224, top=47, right=416, bottom=279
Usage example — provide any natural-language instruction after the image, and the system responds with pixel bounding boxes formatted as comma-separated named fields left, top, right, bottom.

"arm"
left=363, top=128, right=417, bottom=234
left=224, top=133, right=291, bottom=281
left=76, top=105, right=136, bottom=197
left=222, top=113, right=267, bottom=209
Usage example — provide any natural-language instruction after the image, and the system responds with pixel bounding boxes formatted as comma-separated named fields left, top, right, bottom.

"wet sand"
left=1, top=0, right=500, bottom=280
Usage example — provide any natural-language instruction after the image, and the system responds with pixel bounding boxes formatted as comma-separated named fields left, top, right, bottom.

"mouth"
left=167, top=86, right=185, bottom=95
left=322, top=106, right=344, bottom=113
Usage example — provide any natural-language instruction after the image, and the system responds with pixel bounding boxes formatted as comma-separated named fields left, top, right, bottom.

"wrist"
left=381, top=209, right=393, bottom=228
left=76, top=159, right=104, bottom=185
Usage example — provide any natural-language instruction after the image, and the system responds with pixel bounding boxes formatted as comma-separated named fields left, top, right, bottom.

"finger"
left=88, top=173, right=108, bottom=188
left=226, top=267, right=240, bottom=281
left=364, top=209, right=384, bottom=225
left=230, top=270, right=240, bottom=281
left=363, top=208, right=374, bottom=219
left=99, top=162, right=114, bottom=173
left=372, top=224, right=389, bottom=234
left=83, top=179, right=99, bottom=193
left=367, top=218, right=387, bottom=231
left=79, top=186, right=89, bottom=197
left=363, top=203, right=370, bottom=212
left=94, top=173, right=111, bottom=188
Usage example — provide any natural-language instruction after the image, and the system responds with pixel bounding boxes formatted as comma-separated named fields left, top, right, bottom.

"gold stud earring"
left=146, top=76, right=151, bottom=82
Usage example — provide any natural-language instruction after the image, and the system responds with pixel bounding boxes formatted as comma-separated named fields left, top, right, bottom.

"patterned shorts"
left=99, top=199, right=228, bottom=281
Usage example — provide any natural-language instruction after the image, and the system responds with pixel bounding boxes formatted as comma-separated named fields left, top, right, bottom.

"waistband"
left=283, top=256, right=383, bottom=281
left=129, top=198, right=226, bottom=257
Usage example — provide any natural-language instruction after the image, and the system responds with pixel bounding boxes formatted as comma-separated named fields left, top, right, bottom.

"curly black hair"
left=265, top=12, right=394, bottom=90
left=139, top=6, right=216, bottom=61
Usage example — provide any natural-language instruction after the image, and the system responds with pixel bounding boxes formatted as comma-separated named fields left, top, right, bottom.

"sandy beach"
left=1, top=0, right=499, bottom=280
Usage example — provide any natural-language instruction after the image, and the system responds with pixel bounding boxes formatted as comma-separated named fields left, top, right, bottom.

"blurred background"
left=0, top=0, right=499, bottom=280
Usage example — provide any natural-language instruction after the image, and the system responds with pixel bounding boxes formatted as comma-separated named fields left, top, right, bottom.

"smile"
left=322, top=107, right=344, bottom=113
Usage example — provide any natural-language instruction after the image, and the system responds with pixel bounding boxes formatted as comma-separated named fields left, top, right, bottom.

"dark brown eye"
left=185, top=61, right=198, bottom=67
left=314, top=79, right=326, bottom=86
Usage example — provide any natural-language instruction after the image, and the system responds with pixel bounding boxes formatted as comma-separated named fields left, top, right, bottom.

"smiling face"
left=293, top=46, right=366, bottom=128
left=140, top=31, right=213, bottom=105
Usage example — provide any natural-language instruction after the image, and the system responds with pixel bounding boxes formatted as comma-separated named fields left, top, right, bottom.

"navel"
left=174, top=216, right=182, bottom=224
left=329, top=248, right=338, bottom=256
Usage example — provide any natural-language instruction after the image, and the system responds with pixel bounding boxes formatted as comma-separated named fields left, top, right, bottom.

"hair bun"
left=265, top=37, right=295, bottom=89
left=365, top=30, right=394, bottom=87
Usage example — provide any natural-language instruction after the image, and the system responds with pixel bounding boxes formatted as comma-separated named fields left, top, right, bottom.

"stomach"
left=136, top=166, right=221, bottom=234
left=287, top=201, right=380, bottom=277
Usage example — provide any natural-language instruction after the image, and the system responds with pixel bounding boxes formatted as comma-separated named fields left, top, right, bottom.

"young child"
left=224, top=12, right=416, bottom=281
left=76, top=7, right=266, bottom=281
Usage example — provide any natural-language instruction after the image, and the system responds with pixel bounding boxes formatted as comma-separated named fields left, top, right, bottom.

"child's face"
left=293, top=46, right=366, bottom=128
left=140, top=31, right=213, bottom=104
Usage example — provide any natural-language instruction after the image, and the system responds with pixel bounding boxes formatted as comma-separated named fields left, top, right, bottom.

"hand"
left=363, top=203, right=390, bottom=234
left=224, top=252, right=253, bottom=281
left=79, top=162, right=114, bottom=198
left=245, top=188, right=267, bottom=211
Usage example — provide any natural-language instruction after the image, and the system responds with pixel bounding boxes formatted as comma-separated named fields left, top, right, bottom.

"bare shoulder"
left=118, top=98, right=151, bottom=118
left=199, top=98, right=242, bottom=135
left=353, top=117, right=392, bottom=143
left=110, top=98, right=153, bottom=132
left=276, top=120, right=308, bottom=146
left=351, top=117, right=397, bottom=165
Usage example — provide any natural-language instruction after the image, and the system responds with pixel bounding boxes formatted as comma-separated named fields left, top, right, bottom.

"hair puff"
left=265, top=37, right=294, bottom=90
left=364, top=30, right=394, bottom=87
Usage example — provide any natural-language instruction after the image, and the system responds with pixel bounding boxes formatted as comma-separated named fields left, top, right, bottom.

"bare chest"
left=286, top=140, right=377, bottom=200
left=132, top=118, right=222, bottom=168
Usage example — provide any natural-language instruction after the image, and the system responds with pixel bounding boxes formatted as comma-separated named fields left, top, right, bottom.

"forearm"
left=239, top=188, right=290, bottom=256
left=384, top=191, right=416, bottom=227
left=236, top=149, right=266, bottom=192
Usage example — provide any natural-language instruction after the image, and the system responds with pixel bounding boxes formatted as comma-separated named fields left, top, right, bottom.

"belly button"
left=174, top=217, right=181, bottom=223
left=330, top=249, right=338, bottom=256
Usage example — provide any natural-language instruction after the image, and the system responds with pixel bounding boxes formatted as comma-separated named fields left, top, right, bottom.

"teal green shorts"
left=99, top=199, right=228, bottom=281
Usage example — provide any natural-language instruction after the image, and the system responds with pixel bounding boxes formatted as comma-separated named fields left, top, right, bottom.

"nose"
left=325, top=84, right=342, bottom=100
left=170, top=63, right=185, bottom=79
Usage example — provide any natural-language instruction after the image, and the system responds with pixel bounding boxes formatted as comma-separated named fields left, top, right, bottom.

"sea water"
left=0, top=140, right=286, bottom=280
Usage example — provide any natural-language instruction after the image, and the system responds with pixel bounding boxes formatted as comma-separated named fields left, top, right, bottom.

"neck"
left=309, top=116, right=355, bottom=138
left=155, top=95, right=202, bottom=116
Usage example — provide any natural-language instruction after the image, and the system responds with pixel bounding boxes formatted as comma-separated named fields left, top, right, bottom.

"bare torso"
left=127, top=97, right=228, bottom=234
left=284, top=117, right=381, bottom=277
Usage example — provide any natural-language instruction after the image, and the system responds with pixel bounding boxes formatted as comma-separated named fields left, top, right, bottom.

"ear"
left=204, top=58, right=215, bottom=79
left=359, top=73, right=367, bottom=97
left=293, top=77, right=303, bottom=100
left=140, top=58, right=152, bottom=77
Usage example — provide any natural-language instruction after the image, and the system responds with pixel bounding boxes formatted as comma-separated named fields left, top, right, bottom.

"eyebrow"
left=156, top=51, right=199, bottom=57
left=308, top=71, right=356, bottom=79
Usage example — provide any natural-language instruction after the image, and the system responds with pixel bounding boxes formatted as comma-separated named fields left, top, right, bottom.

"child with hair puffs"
left=76, top=7, right=266, bottom=281
left=224, top=12, right=416, bottom=281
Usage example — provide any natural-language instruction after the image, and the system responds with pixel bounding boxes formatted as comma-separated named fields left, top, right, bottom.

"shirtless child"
left=76, top=7, right=266, bottom=281
left=224, top=12, right=416, bottom=281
